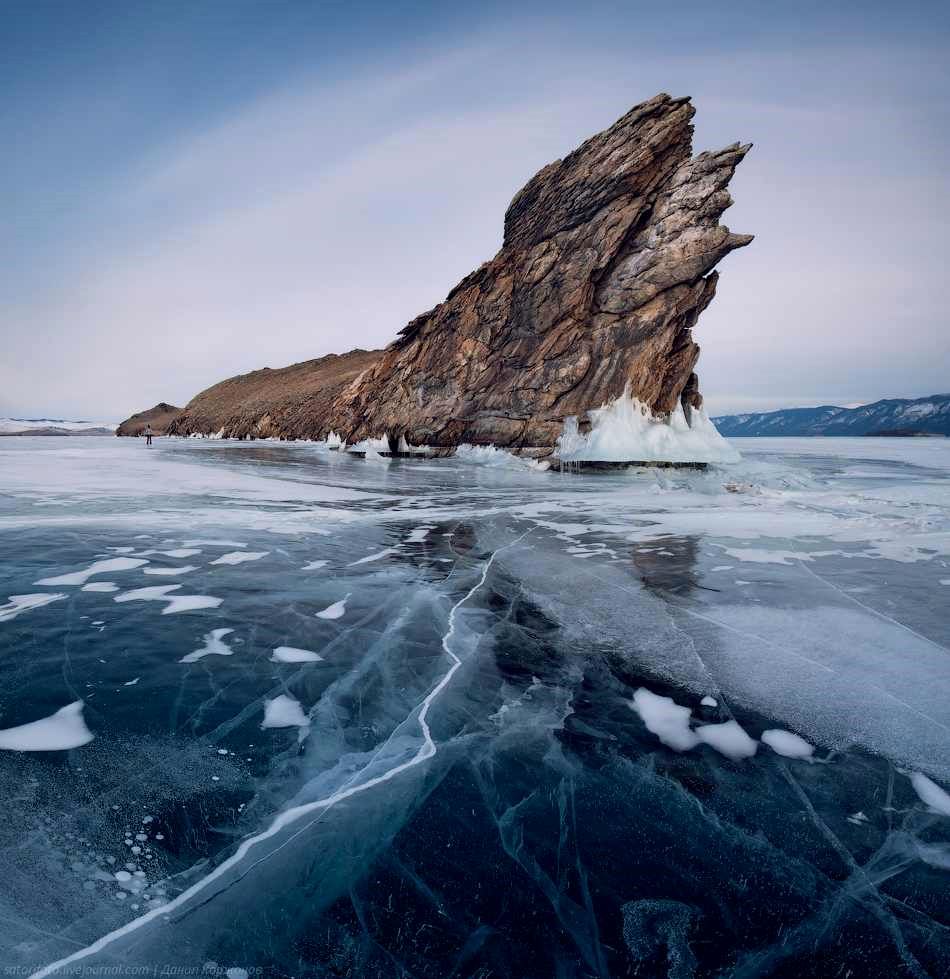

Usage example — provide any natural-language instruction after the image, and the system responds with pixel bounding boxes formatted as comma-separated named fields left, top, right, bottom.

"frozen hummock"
left=556, top=388, right=740, bottom=464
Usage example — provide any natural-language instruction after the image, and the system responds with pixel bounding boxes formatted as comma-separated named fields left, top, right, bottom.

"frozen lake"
left=1, top=435, right=948, bottom=977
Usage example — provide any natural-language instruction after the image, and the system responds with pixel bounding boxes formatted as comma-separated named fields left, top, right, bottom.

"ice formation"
left=346, top=435, right=389, bottom=454
left=397, top=435, right=432, bottom=455
left=556, top=389, right=740, bottom=464
left=271, top=646, right=323, bottom=663
left=143, top=565, right=198, bottom=576
left=0, top=701, right=93, bottom=751
left=301, top=560, right=328, bottom=571
left=455, top=444, right=551, bottom=471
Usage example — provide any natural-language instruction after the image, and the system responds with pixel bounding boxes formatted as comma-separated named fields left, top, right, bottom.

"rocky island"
left=125, top=94, right=752, bottom=462
left=115, top=403, right=180, bottom=437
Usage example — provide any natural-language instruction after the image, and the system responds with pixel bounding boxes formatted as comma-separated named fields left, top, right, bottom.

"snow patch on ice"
left=315, top=595, right=349, bottom=620
left=908, top=771, right=950, bottom=816
left=761, top=728, right=815, bottom=760
left=261, top=694, right=309, bottom=731
left=695, top=720, right=758, bottom=760
left=556, top=390, right=740, bottom=464
left=700, top=696, right=718, bottom=708
left=405, top=526, right=433, bottom=544
left=0, top=592, right=66, bottom=622
left=163, top=594, right=222, bottom=615
left=271, top=646, right=323, bottom=663
left=181, top=628, right=235, bottom=663
left=81, top=582, right=119, bottom=592
left=209, top=551, right=268, bottom=566
left=0, top=701, right=93, bottom=751
left=36, top=557, right=148, bottom=586
left=302, top=560, right=328, bottom=571
left=114, top=584, right=222, bottom=615
left=630, top=688, right=698, bottom=751
left=143, top=565, right=198, bottom=576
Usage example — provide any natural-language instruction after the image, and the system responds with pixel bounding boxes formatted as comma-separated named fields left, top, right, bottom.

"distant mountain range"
left=713, top=394, right=950, bottom=437
left=0, top=417, right=116, bottom=437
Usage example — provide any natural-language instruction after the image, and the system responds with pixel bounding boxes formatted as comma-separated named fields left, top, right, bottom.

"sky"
left=1, top=0, right=948, bottom=421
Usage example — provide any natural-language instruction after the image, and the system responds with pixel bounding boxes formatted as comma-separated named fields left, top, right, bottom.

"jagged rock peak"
left=334, top=93, right=752, bottom=449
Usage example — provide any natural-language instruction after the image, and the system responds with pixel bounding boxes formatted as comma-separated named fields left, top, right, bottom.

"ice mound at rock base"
left=557, top=388, right=740, bottom=464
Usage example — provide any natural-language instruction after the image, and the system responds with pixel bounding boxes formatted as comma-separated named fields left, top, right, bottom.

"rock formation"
left=116, top=403, right=181, bottom=437
left=162, top=94, right=752, bottom=453
left=165, top=351, right=381, bottom=440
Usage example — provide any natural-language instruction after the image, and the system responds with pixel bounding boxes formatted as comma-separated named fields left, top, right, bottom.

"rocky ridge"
left=115, top=403, right=181, bottom=437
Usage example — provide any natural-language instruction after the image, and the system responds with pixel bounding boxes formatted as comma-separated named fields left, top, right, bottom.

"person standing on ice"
left=144, top=423, right=153, bottom=446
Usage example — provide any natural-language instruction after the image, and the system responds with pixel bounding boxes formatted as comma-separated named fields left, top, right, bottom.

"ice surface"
left=4, top=435, right=950, bottom=977
left=143, top=565, right=198, bottom=576
left=301, top=560, right=328, bottom=570
left=0, top=701, right=93, bottom=751
left=271, top=646, right=323, bottom=663
left=908, top=772, right=950, bottom=816
left=36, top=557, right=148, bottom=586
left=81, top=582, right=119, bottom=592
left=761, top=729, right=815, bottom=760
left=695, top=720, right=758, bottom=760
left=556, top=389, right=740, bottom=464
left=315, top=595, right=349, bottom=620
left=261, top=694, right=309, bottom=730
left=180, top=628, right=236, bottom=663
left=0, top=592, right=66, bottom=622
left=209, top=551, right=268, bottom=566
left=630, top=688, right=698, bottom=751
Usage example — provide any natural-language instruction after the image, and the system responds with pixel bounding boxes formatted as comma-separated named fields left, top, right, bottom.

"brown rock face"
left=168, top=94, right=751, bottom=451
left=116, top=402, right=181, bottom=437
left=333, top=93, right=751, bottom=450
left=165, top=350, right=382, bottom=439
